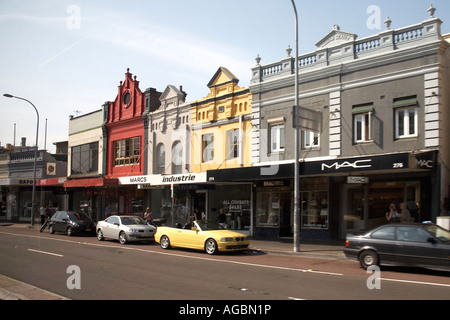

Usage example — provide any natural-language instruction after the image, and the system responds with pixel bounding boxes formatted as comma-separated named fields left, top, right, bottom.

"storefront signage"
left=119, top=172, right=207, bottom=186
left=321, top=159, right=372, bottom=171
left=410, top=151, right=436, bottom=170
left=347, top=176, right=369, bottom=184
left=302, top=153, right=409, bottom=175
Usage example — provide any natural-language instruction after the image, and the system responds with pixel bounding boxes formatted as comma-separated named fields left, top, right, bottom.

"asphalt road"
left=1, top=226, right=450, bottom=302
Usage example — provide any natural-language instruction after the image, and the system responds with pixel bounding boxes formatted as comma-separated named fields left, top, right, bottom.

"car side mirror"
left=114, top=222, right=120, bottom=226
left=427, top=237, right=437, bottom=244
left=191, top=227, right=198, bottom=232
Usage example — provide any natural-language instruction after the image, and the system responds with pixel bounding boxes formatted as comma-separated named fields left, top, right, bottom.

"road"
left=1, top=225, right=450, bottom=303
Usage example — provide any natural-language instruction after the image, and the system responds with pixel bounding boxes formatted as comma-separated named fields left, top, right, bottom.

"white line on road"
left=27, top=248, right=63, bottom=257
left=382, top=277, right=450, bottom=288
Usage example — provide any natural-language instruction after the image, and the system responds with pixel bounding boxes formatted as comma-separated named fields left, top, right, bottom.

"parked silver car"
left=96, top=215, right=156, bottom=244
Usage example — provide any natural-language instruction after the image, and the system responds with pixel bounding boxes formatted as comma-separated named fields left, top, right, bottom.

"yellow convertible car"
left=155, top=220, right=250, bottom=255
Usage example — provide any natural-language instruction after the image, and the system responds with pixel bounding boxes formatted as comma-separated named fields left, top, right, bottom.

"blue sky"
left=1, top=0, right=449, bottom=152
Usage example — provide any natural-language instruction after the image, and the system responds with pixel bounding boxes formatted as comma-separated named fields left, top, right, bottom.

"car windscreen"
left=69, top=212, right=91, bottom=221
left=121, top=216, right=146, bottom=225
left=424, top=225, right=450, bottom=243
left=196, top=221, right=223, bottom=231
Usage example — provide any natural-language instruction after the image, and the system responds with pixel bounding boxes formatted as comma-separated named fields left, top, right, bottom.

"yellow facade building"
left=190, top=67, right=252, bottom=173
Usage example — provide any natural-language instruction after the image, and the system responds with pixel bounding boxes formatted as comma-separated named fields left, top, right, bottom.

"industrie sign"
left=118, top=172, right=207, bottom=186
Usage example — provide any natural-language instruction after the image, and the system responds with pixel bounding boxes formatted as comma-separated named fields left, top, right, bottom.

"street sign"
left=293, top=105, right=322, bottom=133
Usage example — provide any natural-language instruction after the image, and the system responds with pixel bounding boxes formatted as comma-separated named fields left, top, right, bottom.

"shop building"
left=0, top=141, right=67, bottom=222
left=64, top=108, right=111, bottom=221
left=144, top=84, right=196, bottom=226
left=189, top=67, right=254, bottom=233
left=240, top=5, right=449, bottom=240
left=64, top=69, right=162, bottom=220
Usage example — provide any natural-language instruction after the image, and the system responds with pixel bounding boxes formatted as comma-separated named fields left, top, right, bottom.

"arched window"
left=156, top=143, right=165, bottom=174
left=171, top=141, right=183, bottom=174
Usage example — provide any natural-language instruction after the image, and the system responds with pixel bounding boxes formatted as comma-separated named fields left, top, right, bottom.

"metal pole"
left=3, top=94, right=40, bottom=227
left=291, top=0, right=301, bottom=252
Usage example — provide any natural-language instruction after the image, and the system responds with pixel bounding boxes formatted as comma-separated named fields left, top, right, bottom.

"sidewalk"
left=249, top=239, right=346, bottom=260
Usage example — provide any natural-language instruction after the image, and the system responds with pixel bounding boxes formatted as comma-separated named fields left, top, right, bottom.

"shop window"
left=71, top=142, right=99, bottom=175
left=171, top=141, right=183, bottom=174
left=256, top=190, right=290, bottom=227
left=114, top=137, right=140, bottom=166
left=226, top=129, right=239, bottom=160
left=301, top=191, right=328, bottom=229
left=202, top=134, right=214, bottom=162
left=270, top=124, right=285, bottom=153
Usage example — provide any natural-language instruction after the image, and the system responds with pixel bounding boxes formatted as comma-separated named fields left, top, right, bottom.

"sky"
left=1, top=0, right=449, bottom=153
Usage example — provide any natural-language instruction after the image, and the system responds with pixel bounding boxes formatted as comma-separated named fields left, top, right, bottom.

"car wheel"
left=205, top=238, right=218, bottom=255
left=97, top=229, right=104, bottom=241
left=67, top=227, right=73, bottom=236
left=359, top=250, right=379, bottom=270
left=119, top=231, right=128, bottom=245
left=49, top=225, right=55, bottom=234
left=160, top=235, right=171, bottom=249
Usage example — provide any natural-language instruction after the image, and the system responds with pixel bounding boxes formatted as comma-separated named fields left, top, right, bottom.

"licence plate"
left=86, top=228, right=91, bottom=232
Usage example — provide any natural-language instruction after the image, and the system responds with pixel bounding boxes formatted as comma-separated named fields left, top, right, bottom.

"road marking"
left=27, top=249, right=63, bottom=257
left=382, top=277, right=450, bottom=288
left=288, top=296, right=306, bottom=300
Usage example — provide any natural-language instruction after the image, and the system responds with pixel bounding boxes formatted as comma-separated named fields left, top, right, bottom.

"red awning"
left=63, top=178, right=119, bottom=188
left=37, top=177, right=67, bottom=186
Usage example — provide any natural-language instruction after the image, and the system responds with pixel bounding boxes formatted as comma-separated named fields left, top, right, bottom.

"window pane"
left=371, top=226, right=396, bottom=240
left=398, top=110, right=405, bottom=136
left=356, top=115, right=363, bottom=141
left=280, top=125, right=285, bottom=149
left=408, top=109, right=416, bottom=135
left=172, top=141, right=182, bottom=174
left=71, top=146, right=81, bottom=174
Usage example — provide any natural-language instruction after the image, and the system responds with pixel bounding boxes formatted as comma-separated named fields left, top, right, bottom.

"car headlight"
left=70, top=221, right=79, bottom=227
left=220, top=237, right=234, bottom=242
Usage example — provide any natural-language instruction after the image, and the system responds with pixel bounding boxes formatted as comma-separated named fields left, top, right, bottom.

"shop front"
left=63, top=177, right=119, bottom=221
left=302, top=151, right=439, bottom=239
left=121, top=172, right=208, bottom=227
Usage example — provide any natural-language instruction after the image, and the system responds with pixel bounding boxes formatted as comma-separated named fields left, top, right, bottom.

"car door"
left=369, top=226, right=399, bottom=264
left=175, top=224, right=201, bottom=249
left=56, top=212, right=68, bottom=232
left=51, top=212, right=62, bottom=231
left=396, top=226, right=450, bottom=269
left=103, top=216, right=120, bottom=239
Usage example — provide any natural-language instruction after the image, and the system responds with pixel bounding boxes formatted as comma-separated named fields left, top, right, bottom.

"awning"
left=37, top=177, right=67, bottom=187
left=63, top=177, right=119, bottom=188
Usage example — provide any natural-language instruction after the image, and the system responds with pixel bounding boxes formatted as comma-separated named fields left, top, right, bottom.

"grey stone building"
left=246, top=5, right=449, bottom=239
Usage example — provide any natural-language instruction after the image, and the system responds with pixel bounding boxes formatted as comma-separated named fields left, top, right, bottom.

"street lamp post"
left=3, top=94, right=40, bottom=227
left=291, top=0, right=301, bottom=252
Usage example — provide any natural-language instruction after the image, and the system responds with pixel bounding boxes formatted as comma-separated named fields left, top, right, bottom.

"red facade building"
left=105, top=68, right=147, bottom=178
left=65, top=69, right=161, bottom=219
